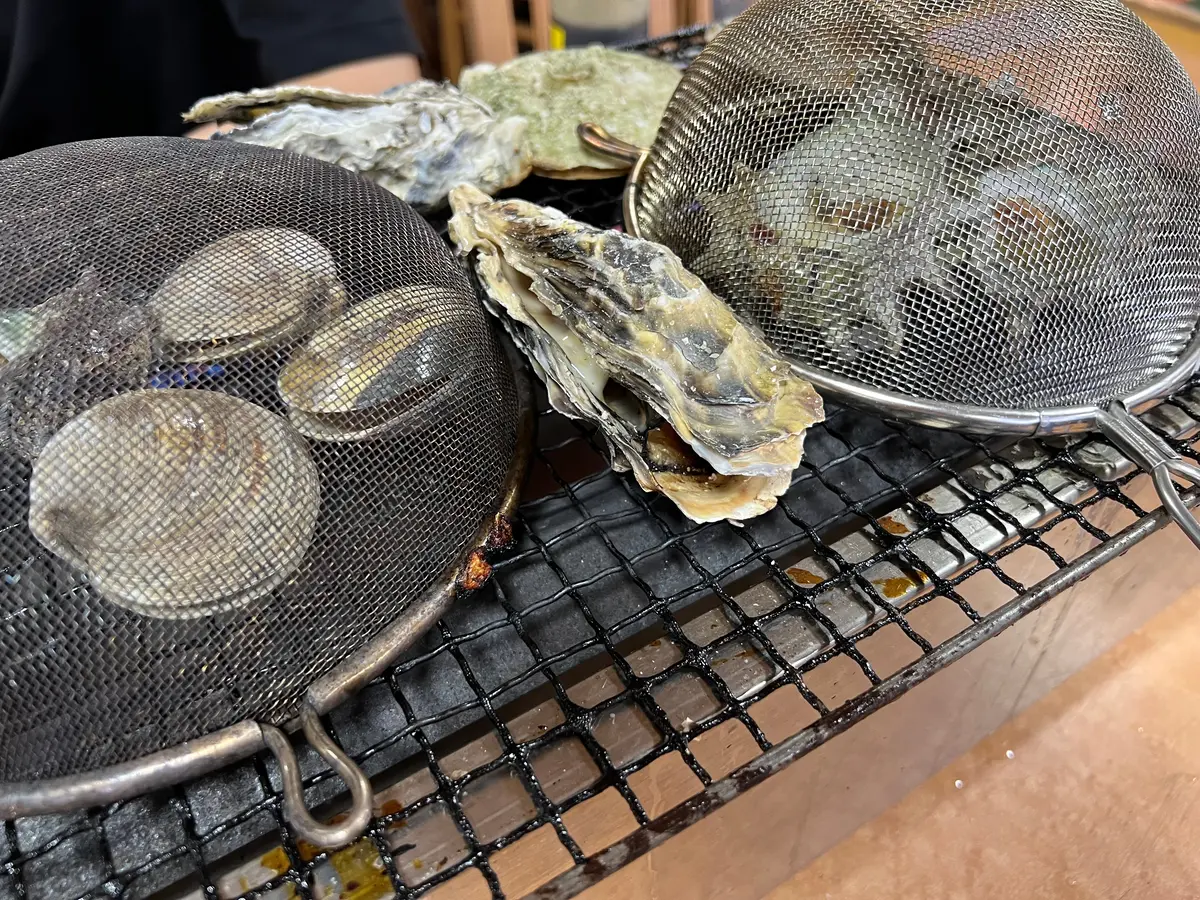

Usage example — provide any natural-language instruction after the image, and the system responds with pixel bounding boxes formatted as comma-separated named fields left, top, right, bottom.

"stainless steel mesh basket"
left=583, top=0, right=1200, bottom=547
left=0, top=137, right=530, bottom=847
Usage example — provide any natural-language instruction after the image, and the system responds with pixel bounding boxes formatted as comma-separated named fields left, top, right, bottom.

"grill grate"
left=4, top=25, right=1200, bottom=900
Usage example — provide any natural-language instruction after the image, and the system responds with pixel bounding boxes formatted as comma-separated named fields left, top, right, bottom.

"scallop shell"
left=151, top=228, right=347, bottom=362
left=28, top=390, right=321, bottom=619
left=449, top=184, right=825, bottom=523
left=278, top=285, right=472, bottom=441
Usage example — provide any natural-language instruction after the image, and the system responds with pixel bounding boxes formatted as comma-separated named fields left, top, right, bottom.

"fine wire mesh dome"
left=634, top=0, right=1200, bottom=411
left=0, top=137, right=521, bottom=782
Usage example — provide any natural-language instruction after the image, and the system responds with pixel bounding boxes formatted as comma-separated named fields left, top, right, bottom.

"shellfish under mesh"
left=636, top=0, right=1200, bottom=410
left=0, top=137, right=519, bottom=781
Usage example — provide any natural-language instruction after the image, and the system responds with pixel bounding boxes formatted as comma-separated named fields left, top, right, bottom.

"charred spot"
left=458, top=549, right=493, bottom=592
left=486, top=513, right=515, bottom=551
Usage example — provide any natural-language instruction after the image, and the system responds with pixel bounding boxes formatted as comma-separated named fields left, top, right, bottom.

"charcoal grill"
left=3, top=23, right=1199, bottom=900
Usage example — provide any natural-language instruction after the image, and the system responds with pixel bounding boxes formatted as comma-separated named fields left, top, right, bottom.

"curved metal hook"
left=261, top=704, right=373, bottom=849
left=1097, top=403, right=1200, bottom=551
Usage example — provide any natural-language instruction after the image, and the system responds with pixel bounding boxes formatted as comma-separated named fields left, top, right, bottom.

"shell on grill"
left=28, top=390, right=321, bottom=619
left=449, top=184, right=825, bottom=523
left=183, top=85, right=391, bottom=125
left=150, top=228, right=347, bottom=362
left=460, top=46, right=682, bottom=179
left=0, top=304, right=50, bottom=368
left=278, top=285, right=473, bottom=441
left=187, top=82, right=533, bottom=211
left=0, top=271, right=156, bottom=460
left=694, top=101, right=943, bottom=362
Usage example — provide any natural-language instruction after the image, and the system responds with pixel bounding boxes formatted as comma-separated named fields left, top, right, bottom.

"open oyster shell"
left=449, top=184, right=824, bottom=523
left=150, top=228, right=347, bottom=362
left=29, top=390, right=321, bottom=619
left=0, top=271, right=156, bottom=460
left=187, top=81, right=533, bottom=211
left=278, top=284, right=474, bottom=441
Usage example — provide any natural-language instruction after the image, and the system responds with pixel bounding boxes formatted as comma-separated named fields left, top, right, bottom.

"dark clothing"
left=0, top=0, right=418, bottom=158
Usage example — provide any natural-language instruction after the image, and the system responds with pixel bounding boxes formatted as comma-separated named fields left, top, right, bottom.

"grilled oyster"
left=29, top=390, right=321, bottom=619
left=151, top=228, right=346, bottom=362
left=278, top=285, right=473, bottom=441
left=694, top=103, right=942, bottom=362
left=449, top=185, right=824, bottom=523
left=188, top=81, right=532, bottom=211
left=183, top=85, right=389, bottom=125
left=0, top=271, right=156, bottom=460
left=460, top=46, right=681, bottom=179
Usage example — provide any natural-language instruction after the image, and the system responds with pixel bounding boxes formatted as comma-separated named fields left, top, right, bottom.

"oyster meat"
left=461, top=46, right=681, bottom=179
left=151, top=228, right=347, bottom=362
left=278, top=284, right=474, bottom=441
left=0, top=271, right=156, bottom=460
left=29, top=390, right=321, bottom=619
left=694, top=100, right=943, bottom=362
left=188, top=81, right=533, bottom=211
left=449, top=185, right=825, bottom=523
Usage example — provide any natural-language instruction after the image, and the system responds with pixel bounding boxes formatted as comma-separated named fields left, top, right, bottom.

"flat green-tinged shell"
left=29, top=390, right=321, bottom=619
left=460, top=46, right=680, bottom=178
left=449, top=184, right=824, bottom=523
left=278, top=285, right=471, bottom=441
left=151, top=228, right=347, bottom=362
left=183, top=85, right=389, bottom=124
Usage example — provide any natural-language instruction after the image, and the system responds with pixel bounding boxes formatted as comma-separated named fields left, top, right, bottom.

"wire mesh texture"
left=0, top=137, right=520, bottom=781
left=5, top=23, right=1200, bottom=900
left=637, top=0, right=1200, bottom=410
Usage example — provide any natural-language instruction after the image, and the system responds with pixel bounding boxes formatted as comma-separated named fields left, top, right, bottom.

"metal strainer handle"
left=1097, top=403, right=1200, bottom=550
left=261, top=703, right=374, bottom=849
left=578, top=124, right=649, bottom=238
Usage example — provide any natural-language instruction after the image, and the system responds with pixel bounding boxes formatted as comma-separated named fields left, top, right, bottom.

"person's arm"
left=188, top=0, right=421, bottom=137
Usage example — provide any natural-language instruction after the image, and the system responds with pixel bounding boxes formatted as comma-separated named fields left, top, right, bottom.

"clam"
left=0, top=271, right=156, bottom=460
left=449, top=185, right=825, bottom=524
left=28, top=390, right=321, bottom=619
left=151, top=228, right=347, bottom=362
left=278, top=285, right=472, bottom=441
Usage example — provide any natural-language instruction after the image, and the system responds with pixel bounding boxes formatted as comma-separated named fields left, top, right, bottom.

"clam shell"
left=278, top=285, right=471, bottom=441
left=28, top=390, right=321, bottom=619
left=151, top=228, right=347, bottom=362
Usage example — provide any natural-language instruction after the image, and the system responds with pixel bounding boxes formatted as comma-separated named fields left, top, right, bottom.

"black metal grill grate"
left=5, top=25, right=1200, bottom=900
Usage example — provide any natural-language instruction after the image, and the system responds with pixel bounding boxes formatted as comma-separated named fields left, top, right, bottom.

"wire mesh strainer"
left=583, top=0, right=1200, bottom=546
left=0, top=137, right=531, bottom=847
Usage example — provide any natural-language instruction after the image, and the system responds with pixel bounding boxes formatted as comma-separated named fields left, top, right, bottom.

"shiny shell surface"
left=150, top=228, right=346, bottom=362
left=460, top=47, right=681, bottom=178
left=449, top=184, right=824, bottom=523
left=28, top=390, right=321, bottom=619
left=278, top=285, right=472, bottom=440
left=205, top=81, right=533, bottom=210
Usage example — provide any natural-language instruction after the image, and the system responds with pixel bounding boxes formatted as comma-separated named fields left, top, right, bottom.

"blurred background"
left=406, top=0, right=1200, bottom=84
